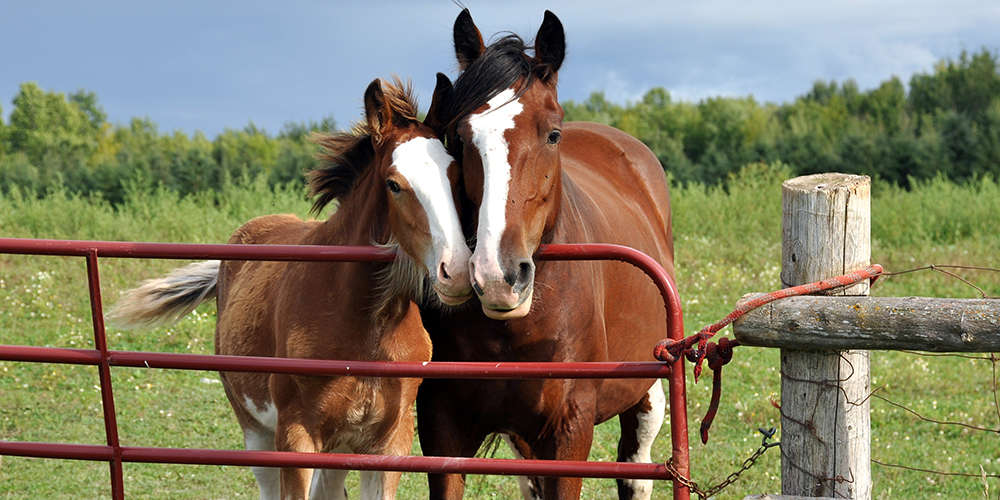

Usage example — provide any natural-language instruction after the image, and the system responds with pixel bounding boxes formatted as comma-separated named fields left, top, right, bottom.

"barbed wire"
left=871, top=392, right=1000, bottom=434
left=870, top=263, right=999, bottom=491
left=871, top=460, right=1000, bottom=480
left=721, top=262, right=999, bottom=496
left=879, top=264, right=999, bottom=298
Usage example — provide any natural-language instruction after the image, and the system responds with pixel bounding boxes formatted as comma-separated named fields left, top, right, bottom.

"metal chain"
left=667, top=427, right=780, bottom=499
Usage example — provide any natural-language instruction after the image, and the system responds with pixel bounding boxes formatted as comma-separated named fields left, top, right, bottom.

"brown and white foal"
left=110, top=78, right=471, bottom=500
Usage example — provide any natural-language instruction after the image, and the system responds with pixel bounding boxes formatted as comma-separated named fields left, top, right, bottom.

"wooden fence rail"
left=731, top=173, right=999, bottom=500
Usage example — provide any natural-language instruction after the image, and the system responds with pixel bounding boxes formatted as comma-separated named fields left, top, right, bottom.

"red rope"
left=653, top=264, right=884, bottom=443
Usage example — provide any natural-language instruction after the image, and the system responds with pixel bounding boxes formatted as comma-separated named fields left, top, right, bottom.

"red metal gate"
left=0, top=237, right=689, bottom=499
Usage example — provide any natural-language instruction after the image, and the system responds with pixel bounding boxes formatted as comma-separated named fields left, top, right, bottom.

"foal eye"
left=386, top=180, right=402, bottom=194
left=547, top=130, right=561, bottom=145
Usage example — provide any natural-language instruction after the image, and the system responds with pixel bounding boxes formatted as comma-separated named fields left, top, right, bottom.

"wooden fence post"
left=780, top=174, right=872, bottom=499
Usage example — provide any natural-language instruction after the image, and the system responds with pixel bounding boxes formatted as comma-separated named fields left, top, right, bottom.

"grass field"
left=1, top=165, right=998, bottom=499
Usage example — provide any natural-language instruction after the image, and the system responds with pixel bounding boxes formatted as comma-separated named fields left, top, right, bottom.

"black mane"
left=306, top=132, right=375, bottom=215
left=444, top=34, right=534, bottom=137
left=306, top=78, right=420, bottom=215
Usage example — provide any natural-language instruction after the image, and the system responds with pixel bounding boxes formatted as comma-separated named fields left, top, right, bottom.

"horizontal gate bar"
left=0, top=345, right=672, bottom=378
left=0, top=238, right=395, bottom=261
left=0, top=440, right=675, bottom=481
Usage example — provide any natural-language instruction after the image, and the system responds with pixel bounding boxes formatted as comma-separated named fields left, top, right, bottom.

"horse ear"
left=534, top=10, right=565, bottom=79
left=364, top=79, right=391, bottom=143
left=454, top=8, right=485, bottom=71
left=425, top=73, right=453, bottom=137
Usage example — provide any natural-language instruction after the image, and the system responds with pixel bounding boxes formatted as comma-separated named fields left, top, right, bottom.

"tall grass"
left=1, top=165, right=998, bottom=498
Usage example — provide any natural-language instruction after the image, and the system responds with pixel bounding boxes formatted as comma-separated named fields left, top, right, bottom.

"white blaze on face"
left=468, top=88, right=523, bottom=280
left=391, top=136, right=468, bottom=274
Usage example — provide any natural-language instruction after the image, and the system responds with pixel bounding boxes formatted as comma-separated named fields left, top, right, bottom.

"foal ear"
left=454, top=8, right=485, bottom=71
left=364, top=79, right=392, bottom=143
left=425, top=73, right=453, bottom=138
left=534, top=10, right=565, bottom=79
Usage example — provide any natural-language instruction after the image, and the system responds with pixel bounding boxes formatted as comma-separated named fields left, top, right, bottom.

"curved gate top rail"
left=0, top=237, right=690, bottom=500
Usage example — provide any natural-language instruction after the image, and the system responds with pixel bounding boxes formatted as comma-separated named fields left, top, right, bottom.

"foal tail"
left=108, top=260, right=220, bottom=329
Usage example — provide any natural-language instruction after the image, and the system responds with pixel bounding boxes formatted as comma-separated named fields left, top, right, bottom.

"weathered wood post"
left=780, top=174, right=872, bottom=499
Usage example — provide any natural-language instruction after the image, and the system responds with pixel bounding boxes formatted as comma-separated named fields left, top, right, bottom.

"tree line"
left=0, top=83, right=335, bottom=205
left=563, top=48, right=1000, bottom=186
left=2, top=48, right=999, bottom=203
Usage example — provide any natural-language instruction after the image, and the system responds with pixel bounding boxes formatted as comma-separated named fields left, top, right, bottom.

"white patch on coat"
left=502, top=434, right=543, bottom=500
left=622, top=381, right=666, bottom=500
left=243, top=395, right=278, bottom=430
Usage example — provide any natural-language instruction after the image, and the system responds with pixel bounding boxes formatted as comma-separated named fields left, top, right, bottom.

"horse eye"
left=547, top=130, right=561, bottom=145
left=386, top=180, right=402, bottom=194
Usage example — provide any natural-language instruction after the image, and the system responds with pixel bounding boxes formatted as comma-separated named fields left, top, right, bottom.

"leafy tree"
left=7, top=83, right=101, bottom=170
left=0, top=102, right=6, bottom=155
left=910, top=48, right=1000, bottom=120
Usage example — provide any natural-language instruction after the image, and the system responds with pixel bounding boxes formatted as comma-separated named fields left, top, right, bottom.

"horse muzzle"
left=470, top=258, right=535, bottom=319
left=433, top=260, right=474, bottom=306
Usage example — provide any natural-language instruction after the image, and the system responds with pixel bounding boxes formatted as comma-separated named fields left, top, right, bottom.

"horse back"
left=216, top=214, right=319, bottom=359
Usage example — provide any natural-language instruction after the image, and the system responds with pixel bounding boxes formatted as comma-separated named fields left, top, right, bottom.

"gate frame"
left=0, top=238, right=690, bottom=500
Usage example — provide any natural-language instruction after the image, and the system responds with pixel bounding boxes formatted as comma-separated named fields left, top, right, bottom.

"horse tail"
left=108, top=260, right=220, bottom=329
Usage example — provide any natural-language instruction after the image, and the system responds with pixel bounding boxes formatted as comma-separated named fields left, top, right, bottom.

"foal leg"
left=310, top=468, right=349, bottom=500
left=358, top=398, right=419, bottom=500
left=244, top=426, right=281, bottom=500
left=309, top=444, right=350, bottom=500
left=275, top=416, right=320, bottom=500
left=615, top=380, right=665, bottom=500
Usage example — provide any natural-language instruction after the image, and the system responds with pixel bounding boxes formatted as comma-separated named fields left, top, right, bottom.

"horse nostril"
left=440, top=262, right=451, bottom=281
left=508, top=260, right=534, bottom=295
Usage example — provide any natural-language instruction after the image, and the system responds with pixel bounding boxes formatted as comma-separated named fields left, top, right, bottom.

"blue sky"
left=3, top=1, right=999, bottom=137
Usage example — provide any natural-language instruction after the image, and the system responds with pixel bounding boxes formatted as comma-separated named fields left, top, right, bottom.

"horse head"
left=370, top=78, right=475, bottom=306
left=313, top=78, right=473, bottom=306
left=437, top=10, right=566, bottom=319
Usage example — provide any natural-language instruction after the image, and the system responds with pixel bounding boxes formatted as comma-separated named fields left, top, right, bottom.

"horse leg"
left=223, top=373, right=282, bottom=500
left=532, top=403, right=598, bottom=500
left=502, top=434, right=543, bottom=500
left=417, top=384, right=486, bottom=500
left=309, top=444, right=350, bottom=500
left=310, top=468, right=349, bottom=500
left=358, top=399, right=417, bottom=500
left=275, top=414, right=320, bottom=500
left=615, top=380, right=665, bottom=500
left=244, top=426, right=281, bottom=500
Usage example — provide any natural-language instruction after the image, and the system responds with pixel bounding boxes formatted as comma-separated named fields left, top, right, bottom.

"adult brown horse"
left=416, top=10, right=676, bottom=500
left=417, top=10, right=673, bottom=499
left=110, top=78, right=472, bottom=500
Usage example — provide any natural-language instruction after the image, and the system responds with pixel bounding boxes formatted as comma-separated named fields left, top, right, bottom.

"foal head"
left=310, top=78, right=473, bottom=306
left=436, top=10, right=566, bottom=319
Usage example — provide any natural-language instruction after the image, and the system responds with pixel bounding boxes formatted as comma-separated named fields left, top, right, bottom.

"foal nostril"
left=507, top=260, right=535, bottom=295
left=470, top=261, right=485, bottom=296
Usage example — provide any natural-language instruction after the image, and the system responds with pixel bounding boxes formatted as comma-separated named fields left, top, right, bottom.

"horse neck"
left=305, top=168, right=422, bottom=332
left=543, top=170, right=593, bottom=245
